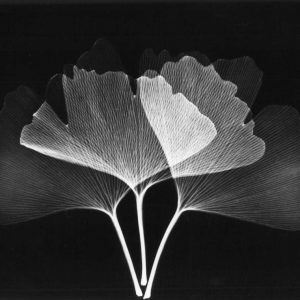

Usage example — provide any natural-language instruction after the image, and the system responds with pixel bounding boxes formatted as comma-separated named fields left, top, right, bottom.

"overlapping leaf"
left=139, top=51, right=300, bottom=299
left=1, top=40, right=299, bottom=299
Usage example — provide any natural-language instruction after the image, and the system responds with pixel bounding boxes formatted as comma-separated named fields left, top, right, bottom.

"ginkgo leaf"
left=0, top=84, right=144, bottom=296
left=21, top=68, right=168, bottom=189
left=179, top=105, right=300, bottom=229
left=139, top=49, right=264, bottom=295
left=1, top=87, right=126, bottom=219
left=142, top=57, right=299, bottom=299
left=139, top=55, right=299, bottom=229
left=154, top=56, right=265, bottom=177
left=144, top=105, right=299, bottom=298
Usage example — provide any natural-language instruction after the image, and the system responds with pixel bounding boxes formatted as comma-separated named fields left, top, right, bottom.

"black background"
left=0, top=2, right=300, bottom=300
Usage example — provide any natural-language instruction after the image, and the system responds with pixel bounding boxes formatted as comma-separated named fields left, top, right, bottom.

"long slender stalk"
left=135, top=192, right=148, bottom=286
left=143, top=209, right=182, bottom=299
left=111, top=214, right=143, bottom=297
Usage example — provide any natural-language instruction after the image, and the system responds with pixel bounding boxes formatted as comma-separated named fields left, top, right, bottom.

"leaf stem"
left=143, top=209, right=182, bottom=299
left=111, top=214, right=143, bottom=297
left=136, top=192, right=148, bottom=286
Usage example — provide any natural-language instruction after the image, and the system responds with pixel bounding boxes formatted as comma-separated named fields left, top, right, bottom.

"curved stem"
left=136, top=193, right=147, bottom=286
left=143, top=209, right=182, bottom=299
left=111, top=214, right=143, bottom=297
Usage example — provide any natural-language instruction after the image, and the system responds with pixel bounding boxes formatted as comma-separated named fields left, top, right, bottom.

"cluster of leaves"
left=0, top=39, right=299, bottom=298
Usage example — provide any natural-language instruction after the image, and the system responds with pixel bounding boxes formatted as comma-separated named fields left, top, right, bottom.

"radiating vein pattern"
left=0, top=87, right=127, bottom=221
left=139, top=51, right=299, bottom=299
left=152, top=56, right=266, bottom=178
left=0, top=40, right=299, bottom=299
left=21, top=68, right=167, bottom=189
left=19, top=63, right=222, bottom=290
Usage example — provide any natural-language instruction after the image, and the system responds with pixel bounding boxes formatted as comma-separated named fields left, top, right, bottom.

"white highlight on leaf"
left=139, top=75, right=217, bottom=166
